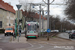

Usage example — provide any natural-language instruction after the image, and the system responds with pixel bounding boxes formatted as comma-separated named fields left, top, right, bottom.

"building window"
left=0, top=21, right=2, bottom=28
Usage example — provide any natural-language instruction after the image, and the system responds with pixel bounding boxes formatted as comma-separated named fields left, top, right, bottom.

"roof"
left=0, top=0, right=15, bottom=13
left=0, top=4, right=5, bottom=9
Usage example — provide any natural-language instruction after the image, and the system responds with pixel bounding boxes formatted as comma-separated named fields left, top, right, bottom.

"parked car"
left=66, top=30, right=71, bottom=33
left=51, top=30, right=59, bottom=33
left=69, top=31, right=75, bottom=39
left=5, top=26, right=14, bottom=36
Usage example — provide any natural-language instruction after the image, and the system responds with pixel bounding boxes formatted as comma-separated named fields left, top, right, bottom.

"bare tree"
left=65, top=0, right=75, bottom=21
left=19, top=0, right=35, bottom=12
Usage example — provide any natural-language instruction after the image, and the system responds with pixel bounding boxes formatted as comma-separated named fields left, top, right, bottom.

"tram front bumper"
left=26, top=35, right=38, bottom=38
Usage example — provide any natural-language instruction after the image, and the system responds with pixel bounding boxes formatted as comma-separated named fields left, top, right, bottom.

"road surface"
left=0, top=34, right=31, bottom=50
left=0, top=34, right=11, bottom=42
left=0, top=34, right=75, bottom=50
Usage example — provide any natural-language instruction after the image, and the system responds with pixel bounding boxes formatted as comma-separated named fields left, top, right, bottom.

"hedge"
left=0, top=29, right=5, bottom=34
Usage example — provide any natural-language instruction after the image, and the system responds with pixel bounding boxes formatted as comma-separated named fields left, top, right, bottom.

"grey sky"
left=3, top=0, right=67, bottom=19
left=3, top=0, right=19, bottom=10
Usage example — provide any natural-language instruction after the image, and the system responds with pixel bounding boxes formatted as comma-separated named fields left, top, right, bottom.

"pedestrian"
left=19, top=29, right=21, bottom=37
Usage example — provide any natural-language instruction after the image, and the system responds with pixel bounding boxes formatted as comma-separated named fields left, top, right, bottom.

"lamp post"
left=16, top=4, right=22, bottom=42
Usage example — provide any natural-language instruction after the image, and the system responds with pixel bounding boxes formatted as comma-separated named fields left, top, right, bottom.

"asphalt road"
left=0, top=34, right=31, bottom=50
left=25, top=37, right=75, bottom=50
left=0, top=34, right=11, bottom=42
left=0, top=34, right=75, bottom=50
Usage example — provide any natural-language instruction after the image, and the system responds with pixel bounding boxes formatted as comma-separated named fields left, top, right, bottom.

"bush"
left=0, top=29, right=5, bottom=34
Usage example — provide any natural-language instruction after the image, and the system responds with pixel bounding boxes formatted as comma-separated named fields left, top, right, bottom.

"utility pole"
left=39, top=4, right=41, bottom=36
left=43, top=0, right=54, bottom=41
left=42, top=10, right=44, bottom=36
left=47, top=0, right=50, bottom=40
left=42, top=0, right=55, bottom=41
left=42, top=0, right=67, bottom=41
left=29, top=3, right=32, bottom=12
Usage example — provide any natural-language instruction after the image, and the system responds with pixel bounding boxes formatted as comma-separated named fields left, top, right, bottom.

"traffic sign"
left=47, top=29, right=51, bottom=33
left=33, top=6, right=35, bottom=8
left=16, top=5, right=22, bottom=10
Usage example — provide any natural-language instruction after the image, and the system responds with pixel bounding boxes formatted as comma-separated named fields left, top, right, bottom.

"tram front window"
left=27, top=24, right=37, bottom=31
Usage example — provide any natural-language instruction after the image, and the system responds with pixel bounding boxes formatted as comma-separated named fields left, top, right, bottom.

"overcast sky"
left=3, top=0, right=67, bottom=19
left=3, top=0, right=19, bottom=10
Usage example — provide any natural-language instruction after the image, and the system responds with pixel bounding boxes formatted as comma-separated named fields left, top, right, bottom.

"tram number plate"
left=30, top=31, right=34, bottom=33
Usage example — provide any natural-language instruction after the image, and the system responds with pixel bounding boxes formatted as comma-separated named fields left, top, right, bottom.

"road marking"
left=28, top=44, right=44, bottom=50
left=27, top=43, right=34, bottom=48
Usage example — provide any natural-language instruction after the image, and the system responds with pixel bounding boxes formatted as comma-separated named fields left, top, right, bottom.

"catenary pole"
left=39, top=4, right=41, bottom=36
left=42, top=10, right=44, bottom=36
left=47, top=0, right=50, bottom=41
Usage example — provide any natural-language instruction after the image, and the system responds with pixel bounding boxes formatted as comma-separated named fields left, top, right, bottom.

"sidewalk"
left=10, top=34, right=27, bottom=43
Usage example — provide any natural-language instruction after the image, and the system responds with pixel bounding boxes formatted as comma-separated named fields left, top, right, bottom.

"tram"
left=25, top=21, right=39, bottom=38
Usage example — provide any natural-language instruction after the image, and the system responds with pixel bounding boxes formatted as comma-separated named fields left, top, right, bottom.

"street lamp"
left=16, top=4, right=22, bottom=42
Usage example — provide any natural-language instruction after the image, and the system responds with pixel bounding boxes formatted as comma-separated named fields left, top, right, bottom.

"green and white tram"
left=25, top=21, right=39, bottom=38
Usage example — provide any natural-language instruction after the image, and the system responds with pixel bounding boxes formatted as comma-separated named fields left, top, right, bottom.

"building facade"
left=0, top=0, right=15, bottom=29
